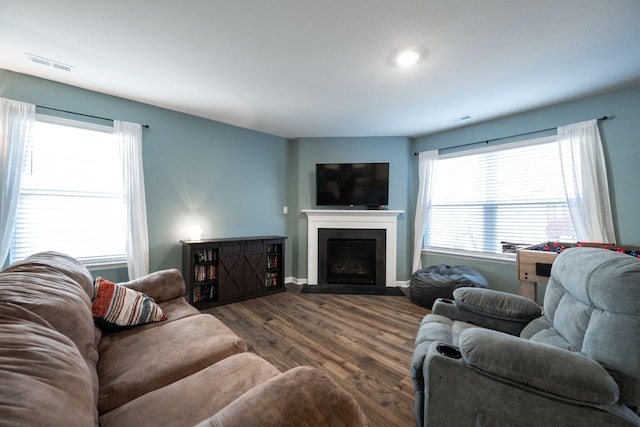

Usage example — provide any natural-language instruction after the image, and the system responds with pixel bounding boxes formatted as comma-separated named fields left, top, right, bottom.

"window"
left=424, top=136, right=576, bottom=256
left=11, top=115, right=127, bottom=266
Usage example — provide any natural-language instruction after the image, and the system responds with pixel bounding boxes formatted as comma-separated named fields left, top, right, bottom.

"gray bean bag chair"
left=410, top=264, right=488, bottom=308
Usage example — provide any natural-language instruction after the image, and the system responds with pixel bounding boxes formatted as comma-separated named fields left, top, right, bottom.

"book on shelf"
left=266, top=254, right=279, bottom=269
left=192, top=283, right=217, bottom=302
left=265, top=272, right=279, bottom=287
left=194, top=248, right=217, bottom=263
left=194, top=264, right=217, bottom=282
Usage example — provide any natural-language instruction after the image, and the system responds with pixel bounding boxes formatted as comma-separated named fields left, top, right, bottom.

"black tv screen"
left=316, top=163, right=389, bottom=207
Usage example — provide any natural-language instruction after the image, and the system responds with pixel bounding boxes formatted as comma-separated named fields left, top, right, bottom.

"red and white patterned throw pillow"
left=92, top=277, right=166, bottom=330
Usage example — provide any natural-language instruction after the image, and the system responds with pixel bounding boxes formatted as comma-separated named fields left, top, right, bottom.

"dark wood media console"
left=181, top=236, right=286, bottom=308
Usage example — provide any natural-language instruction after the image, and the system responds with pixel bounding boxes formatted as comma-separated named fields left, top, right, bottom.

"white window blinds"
left=424, top=136, right=576, bottom=255
left=11, top=115, right=127, bottom=265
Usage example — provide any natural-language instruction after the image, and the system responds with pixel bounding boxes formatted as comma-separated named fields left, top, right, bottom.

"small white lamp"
left=189, top=225, right=203, bottom=240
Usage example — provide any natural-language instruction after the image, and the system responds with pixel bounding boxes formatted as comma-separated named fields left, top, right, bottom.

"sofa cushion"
left=99, top=352, right=281, bottom=427
left=97, top=313, right=248, bottom=414
left=0, top=303, right=97, bottom=426
left=92, top=277, right=166, bottom=330
left=158, top=296, right=200, bottom=320
left=195, top=366, right=368, bottom=427
left=0, top=263, right=100, bottom=407
left=96, top=297, right=200, bottom=348
left=4, top=251, right=95, bottom=298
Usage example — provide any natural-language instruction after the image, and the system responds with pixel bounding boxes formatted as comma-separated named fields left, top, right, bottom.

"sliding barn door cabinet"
left=181, top=236, right=286, bottom=308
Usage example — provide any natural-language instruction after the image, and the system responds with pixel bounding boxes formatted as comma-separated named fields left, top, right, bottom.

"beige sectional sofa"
left=0, top=251, right=367, bottom=426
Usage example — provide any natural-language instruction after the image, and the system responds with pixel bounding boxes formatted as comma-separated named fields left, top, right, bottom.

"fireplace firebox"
left=318, top=228, right=386, bottom=286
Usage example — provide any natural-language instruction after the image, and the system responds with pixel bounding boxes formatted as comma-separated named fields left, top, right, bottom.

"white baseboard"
left=286, top=277, right=409, bottom=287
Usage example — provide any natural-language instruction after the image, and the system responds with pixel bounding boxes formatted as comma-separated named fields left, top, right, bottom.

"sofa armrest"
left=195, top=366, right=367, bottom=427
left=459, top=328, right=619, bottom=405
left=120, top=269, right=186, bottom=303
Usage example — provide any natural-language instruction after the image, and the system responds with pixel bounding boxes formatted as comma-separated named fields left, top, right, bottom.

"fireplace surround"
left=318, top=228, right=386, bottom=285
left=303, top=209, right=404, bottom=286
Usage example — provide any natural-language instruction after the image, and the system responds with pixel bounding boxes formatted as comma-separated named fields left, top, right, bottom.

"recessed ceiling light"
left=391, top=47, right=424, bottom=68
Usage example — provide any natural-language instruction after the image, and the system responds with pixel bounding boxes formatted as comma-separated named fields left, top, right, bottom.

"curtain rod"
left=36, top=105, right=150, bottom=129
left=413, top=116, right=608, bottom=156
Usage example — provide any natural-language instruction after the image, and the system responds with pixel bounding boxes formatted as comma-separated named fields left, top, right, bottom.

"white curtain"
left=412, top=150, right=439, bottom=272
left=558, top=119, right=615, bottom=243
left=115, top=120, right=149, bottom=279
left=0, top=98, right=34, bottom=266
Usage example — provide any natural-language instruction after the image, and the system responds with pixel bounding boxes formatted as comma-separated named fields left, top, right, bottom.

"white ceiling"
left=2, top=0, right=640, bottom=139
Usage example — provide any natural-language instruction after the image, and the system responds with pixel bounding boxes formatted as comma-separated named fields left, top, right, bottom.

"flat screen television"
left=315, top=162, right=389, bottom=208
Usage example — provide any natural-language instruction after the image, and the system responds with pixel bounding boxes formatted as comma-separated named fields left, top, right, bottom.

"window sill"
left=84, top=260, right=127, bottom=270
left=422, top=248, right=516, bottom=265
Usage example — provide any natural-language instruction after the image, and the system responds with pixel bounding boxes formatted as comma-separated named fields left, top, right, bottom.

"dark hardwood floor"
left=203, top=284, right=429, bottom=427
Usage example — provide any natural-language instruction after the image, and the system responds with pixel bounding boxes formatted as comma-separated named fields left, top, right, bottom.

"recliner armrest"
left=459, top=328, right=619, bottom=405
left=431, top=288, right=541, bottom=336
left=453, top=287, right=542, bottom=322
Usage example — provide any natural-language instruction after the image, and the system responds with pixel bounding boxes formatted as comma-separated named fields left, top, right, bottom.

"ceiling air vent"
left=447, top=114, right=472, bottom=124
left=25, top=53, right=75, bottom=73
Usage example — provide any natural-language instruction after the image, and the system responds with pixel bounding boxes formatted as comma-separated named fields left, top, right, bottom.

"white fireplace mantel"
left=303, top=209, right=404, bottom=286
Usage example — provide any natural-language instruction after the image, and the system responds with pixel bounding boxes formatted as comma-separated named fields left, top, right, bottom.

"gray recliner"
left=411, top=247, right=640, bottom=427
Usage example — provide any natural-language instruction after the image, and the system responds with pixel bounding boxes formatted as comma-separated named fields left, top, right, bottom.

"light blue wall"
left=412, top=82, right=640, bottom=301
left=1, top=70, right=288, bottom=277
left=3, top=69, right=638, bottom=297
left=290, top=137, right=413, bottom=282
